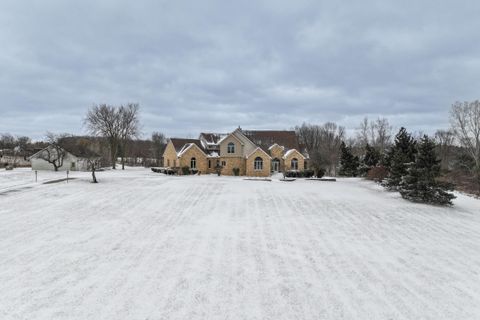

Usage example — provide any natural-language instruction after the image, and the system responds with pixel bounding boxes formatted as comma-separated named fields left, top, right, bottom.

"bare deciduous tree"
left=356, top=117, right=392, bottom=152
left=297, top=123, right=325, bottom=176
left=151, top=132, right=167, bottom=166
left=13, top=136, right=31, bottom=168
left=450, top=100, right=480, bottom=191
left=375, top=118, right=393, bottom=152
left=0, top=133, right=15, bottom=149
left=119, top=103, right=140, bottom=170
left=357, top=117, right=373, bottom=147
left=38, top=132, right=68, bottom=171
left=85, top=104, right=121, bottom=169
left=76, top=138, right=100, bottom=183
left=322, top=122, right=345, bottom=176
left=296, top=122, right=345, bottom=176
left=435, top=129, right=455, bottom=170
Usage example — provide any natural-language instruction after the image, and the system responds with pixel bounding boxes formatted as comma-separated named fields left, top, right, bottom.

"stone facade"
left=245, top=148, right=271, bottom=177
left=163, top=141, right=178, bottom=168
left=218, top=134, right=245, bottom=158
left=283, top=149, right=305, bottom=171
left=219, top=156, right=245, bottom=176
left=269, top=144, right=285, bottom=172
left=163, top=128, right=309, bottom=177
left=178, top=144, right=208, bottom=174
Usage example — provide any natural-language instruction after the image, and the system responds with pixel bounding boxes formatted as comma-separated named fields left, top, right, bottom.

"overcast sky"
left=1, top=0, right=479, bottom=140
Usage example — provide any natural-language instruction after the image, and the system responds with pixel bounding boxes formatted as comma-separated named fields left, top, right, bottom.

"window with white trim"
left=291, top=158, right=298, bottom=170
left=254, top=157, right=263, bottom=170
left=227, top=142, right=235, bottom=153
left=191, top=157, right=196, bottom=169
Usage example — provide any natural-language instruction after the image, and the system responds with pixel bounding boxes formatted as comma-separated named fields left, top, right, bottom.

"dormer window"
left=227, top=142, right=235, bottom=154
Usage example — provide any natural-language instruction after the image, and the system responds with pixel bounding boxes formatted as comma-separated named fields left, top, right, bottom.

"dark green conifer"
left=339, top=142, right=360, bottom=177
left=383, top=127, right=417, bottom=190
left=399, top=135, right=455, bottom=205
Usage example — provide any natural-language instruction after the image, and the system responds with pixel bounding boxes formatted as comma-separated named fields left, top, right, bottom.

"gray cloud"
left=1, top=0, right=479, bottom=139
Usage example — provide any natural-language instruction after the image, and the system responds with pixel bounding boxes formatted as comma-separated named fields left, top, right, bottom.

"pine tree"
left=339, top=142, right=360, bottom=177
left=399, top=135, right=456, bottom=205
left=359, top=143, right=381, bottom=175
left=383, top=127, right=417, bottom=190
left=364, top=143, right=381, bottom=167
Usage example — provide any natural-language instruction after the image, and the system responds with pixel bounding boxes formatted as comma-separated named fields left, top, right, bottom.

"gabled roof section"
left=170, top=138, right=205, bottom=153
left=177, top=142, right=207, bottom=158
left=217, top=131, right=245, bottom=146
left=268, top=143, right=285, bottom=151
left=282, top=148, right=306, bottom=160
left=30, top=140, right=100, bottom=160
left=245, top=147, right=272, bottom=159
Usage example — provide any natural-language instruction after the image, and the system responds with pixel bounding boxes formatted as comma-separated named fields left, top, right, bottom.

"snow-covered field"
left=0, top=168, right=479, bottom=319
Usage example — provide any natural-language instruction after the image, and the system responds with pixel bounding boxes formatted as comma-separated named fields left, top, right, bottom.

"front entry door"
left=272, top=159, right=280, bottom=172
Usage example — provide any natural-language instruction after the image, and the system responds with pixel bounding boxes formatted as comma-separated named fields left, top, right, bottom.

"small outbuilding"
left=30, top=144, right=101, bottom=171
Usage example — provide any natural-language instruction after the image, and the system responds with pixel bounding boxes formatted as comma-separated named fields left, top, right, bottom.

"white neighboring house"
left=30, top=145, right=100, bottom=171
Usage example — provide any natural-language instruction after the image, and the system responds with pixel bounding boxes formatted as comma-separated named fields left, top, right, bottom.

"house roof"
left=30, top=143, right=100, bottom=160
left=245, top=147, right=272, bottom=159
left=241, top=130, right=302, bottom=153
left=282, top=149, right=306, bottom=160
left=268, top=143, right=284, bottom=151
left=199, top=133, right=227, bottom=144
left=177, top=142, right=208, bottom=158
left=170, top=138, right=205, bottom=153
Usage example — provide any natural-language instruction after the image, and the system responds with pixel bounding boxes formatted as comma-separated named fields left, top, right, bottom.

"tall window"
left=227, top=142, right=235, bottom=153
left=191, top=157, right=196, bottom=169
left=254, top=157, right=263, bottom=170
left=291, top=158, right=298, bottom=170
left=208, top=160, right=211, bottom=168
left=167, top=159, right=170, bottom=167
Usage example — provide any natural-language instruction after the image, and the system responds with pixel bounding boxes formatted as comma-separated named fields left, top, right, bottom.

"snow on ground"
left=0, top=168, right=479, bottom=319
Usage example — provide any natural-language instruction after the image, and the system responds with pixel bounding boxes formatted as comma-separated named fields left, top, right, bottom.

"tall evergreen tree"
left=364, top=143, right=381, bottom=166
left=399, top=135, right=456, bottom=205
left=359, top=143, right=381, bottom=175
left=339, top=142, right=360, bottom=177
left=382, top=127, right=417, bottom=190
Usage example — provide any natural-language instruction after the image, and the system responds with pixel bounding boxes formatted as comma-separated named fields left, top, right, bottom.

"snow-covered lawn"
left=0, top=168, right=479, bottom=319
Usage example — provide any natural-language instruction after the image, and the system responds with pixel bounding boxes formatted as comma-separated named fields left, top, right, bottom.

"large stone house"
left=163, top=128, right=308, bottom=177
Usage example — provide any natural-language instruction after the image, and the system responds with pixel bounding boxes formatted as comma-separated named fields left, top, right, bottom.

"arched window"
left=227, top=142, right=235, bottom=154
left=291, top=158, right=298, bottom=170
left=254, top=157, right=263, bottom=170
left=191, top=157, right=196, bottom=169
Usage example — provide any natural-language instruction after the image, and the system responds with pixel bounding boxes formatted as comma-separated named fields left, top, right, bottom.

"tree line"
left=334, top=100, right=480, bottom=203
left=1, top=104, right=168, bottom=178
left=2, top=100, right=479, bottom=195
